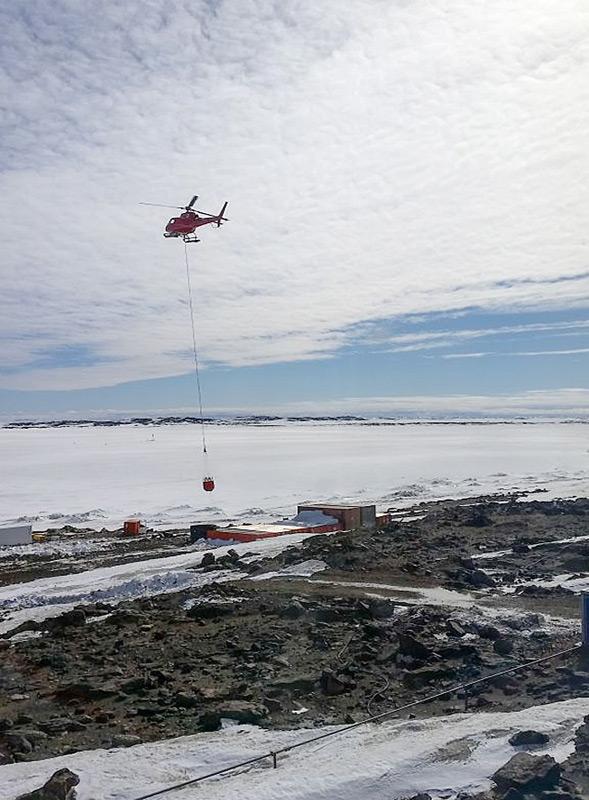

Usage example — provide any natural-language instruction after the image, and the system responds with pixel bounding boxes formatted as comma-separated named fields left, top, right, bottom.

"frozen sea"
left=1, top=421, right=588, bottom=530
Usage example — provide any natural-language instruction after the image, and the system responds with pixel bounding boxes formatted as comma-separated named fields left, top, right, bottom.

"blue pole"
left=582, top=593, right=589, bottom=647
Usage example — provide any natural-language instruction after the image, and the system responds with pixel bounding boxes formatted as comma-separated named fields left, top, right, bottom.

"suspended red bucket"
left=202, top=477, right=215, bottom=492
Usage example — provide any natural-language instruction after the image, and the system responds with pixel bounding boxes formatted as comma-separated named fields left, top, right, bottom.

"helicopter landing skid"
left=182, top=235, right=201, bottom=243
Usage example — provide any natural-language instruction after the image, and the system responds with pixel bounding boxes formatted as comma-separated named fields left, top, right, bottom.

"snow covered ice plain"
left=1, top=420, right=589, bottom=530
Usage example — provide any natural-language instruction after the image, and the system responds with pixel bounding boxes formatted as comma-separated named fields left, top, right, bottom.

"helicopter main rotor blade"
left=195, top=209, right=229, bottom=220
left=139, top=202, right=184, bottom=209
left=186, top=195, right=199, bottom=210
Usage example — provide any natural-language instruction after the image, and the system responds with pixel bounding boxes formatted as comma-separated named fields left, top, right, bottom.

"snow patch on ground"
left=311, top=578, right=478, bottom=609
left=3, top=698, right=589, bottom=800
left=0, top=538, right=114, bottom=560
left=250, top=559, right=328, bottom=581
left=473, top=532, right=589, bottom=564
left=0, top=531, right=331, bottom=634
left=509, top=571, right=589, bottom=595
left=453, top=604, right=579, bottom=636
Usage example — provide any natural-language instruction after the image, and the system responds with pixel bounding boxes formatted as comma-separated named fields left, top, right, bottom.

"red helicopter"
left=140, top=194, right=229, bottom=243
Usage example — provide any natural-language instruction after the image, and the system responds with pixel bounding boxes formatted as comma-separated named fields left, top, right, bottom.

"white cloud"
left=442, top=347, right=589, bottom=358
left=4, top=389, right=588, bottom=422
left=258, top=388, right=589, bottom=417
left=1, top=0, right=589, bottom=390
left=381, top=319, right=589, bottom=353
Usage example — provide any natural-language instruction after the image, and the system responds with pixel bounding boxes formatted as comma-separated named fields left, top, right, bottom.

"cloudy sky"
left=1, top=0, right=588, bottom=418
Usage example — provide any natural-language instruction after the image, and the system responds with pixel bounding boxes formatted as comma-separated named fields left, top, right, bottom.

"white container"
left=0, top=524, right=32, bottom=546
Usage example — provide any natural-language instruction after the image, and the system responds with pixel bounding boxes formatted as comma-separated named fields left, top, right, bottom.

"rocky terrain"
left=252, top=496, right=589, bottom=613
left=1, top=579, right=587, bottom=765
left=1, top=496, right=589, bottom=785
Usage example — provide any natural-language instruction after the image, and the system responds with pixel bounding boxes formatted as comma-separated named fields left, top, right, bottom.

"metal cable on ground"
left=183, top=242, right=207, bottom=455
left=366, top=674, right=391, bottom=717
left=130, top=643, right=581, bottom=800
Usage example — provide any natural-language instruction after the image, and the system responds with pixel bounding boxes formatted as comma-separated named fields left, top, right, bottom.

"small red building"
left=202, top=503, right=379, bottom=543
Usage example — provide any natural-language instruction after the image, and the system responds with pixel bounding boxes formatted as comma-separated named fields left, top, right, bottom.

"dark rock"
left=476, top=624, right=502, bottom=641
left=508, top=730, right=550, bottom=747
left=397, top=633, right=433, bottom=660
left=401, top=794, right=432, bottom=800
left=493, top=638, right=514, bottom=656
left=468, top=507, right=492, bottom=527
left=446, top=620, right=466, bottom=638
left=186, top=601, right=235, bottom=620
left=107, top=608, right=145, bottom=625
left=320, top=671, right=354, bottom=696
left=280, top=600, right=306, bottom=619
left=0, top=717, right=13, bottom=731
left=315, top=605, right=345, bottom=622
left=272, top=674, right=317, bottom=692
left=216, top=554, right=241, bottom=568
left=492, top=752, right=560, bottom=794
left=120, top=677, right=147, bottom=694
left=151, top=669, right=173, bottom=684
left=6, top=734, right=33, bottom=753
left=16, top=767, right=80, bottom=800
left=54, top=681, right=117, bottom=701
left=210, top=701, right=267, bottom=725
left=367, top=597, right=396, bottom=619
left=109, top=734, right=142, bottom=748
left=10, top=728, right=49, bottom=745
left=39, top=718, right=87, bottom=735
left=403, top=664, right=456, bottom=688
left=363, top=621, right=388, bottom=639
left=468, top=569, right=496, bottom=588
left=135, top=706, right=159, bottom=718
left=35, top=652, right=68, bottom=670
left=501, top=612, right=544, bottom=631
left=173, top=692, right=200, bottom=709
left=263, top=696, right=283, bottom=712
left=200, top=552, right=216, bottom=567
left=5, top=620, right=42, bottom=639
left=45, top=609, right=86, bottom=630
left=516, top=584, right=574, bottom=597
left=562, top=714, right=589, bottom=793
left=198, top=711, right=222, bottom=731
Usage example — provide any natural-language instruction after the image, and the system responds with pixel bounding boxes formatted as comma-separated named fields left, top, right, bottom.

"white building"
left=0, top=524, right=32, bottom=546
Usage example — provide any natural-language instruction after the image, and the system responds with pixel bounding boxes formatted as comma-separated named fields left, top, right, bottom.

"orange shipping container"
left=123, top=519, right=141, bottom=536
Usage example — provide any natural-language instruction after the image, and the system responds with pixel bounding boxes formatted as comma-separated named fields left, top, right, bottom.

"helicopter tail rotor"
left=217, top=201, right=228, bottom=227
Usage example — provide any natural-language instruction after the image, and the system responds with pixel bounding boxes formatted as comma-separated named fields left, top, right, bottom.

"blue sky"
left=1, top=1, right=588, bottom=418
left=3, top=306, right=588, bottom=418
